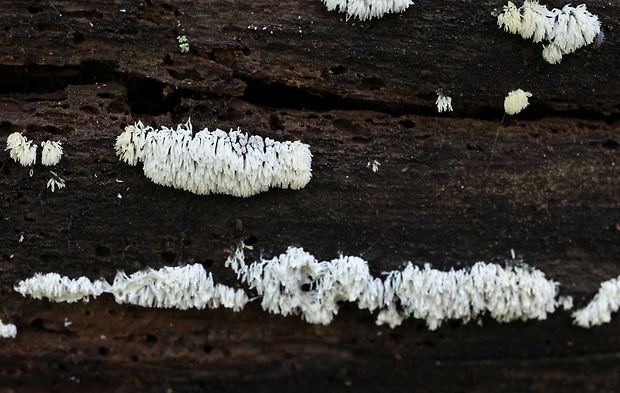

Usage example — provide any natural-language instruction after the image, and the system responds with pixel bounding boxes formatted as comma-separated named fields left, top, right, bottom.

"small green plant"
left=176, top=21, right=190, bottom=53
left=177, top=35, right=189, bottom=53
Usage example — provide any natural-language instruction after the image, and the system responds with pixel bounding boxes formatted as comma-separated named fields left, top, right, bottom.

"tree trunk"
left=1, top=0, right=619, bottom=391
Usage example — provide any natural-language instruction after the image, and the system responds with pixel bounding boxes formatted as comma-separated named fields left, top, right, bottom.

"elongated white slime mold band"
left=32, top=246, right=620, bottom=330
left=226, top=245, right=561, bottom=329
left=572, top=275, right=620, bottom=328
left=15, top=264, right=249, bottom=312
left=322, top=0, right=413, bottom=21
left=115, top=120, right=312, bottom=197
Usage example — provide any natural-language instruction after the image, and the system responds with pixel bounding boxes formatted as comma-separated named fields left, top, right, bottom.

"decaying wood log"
left=0, top=0, right=618, bottom=391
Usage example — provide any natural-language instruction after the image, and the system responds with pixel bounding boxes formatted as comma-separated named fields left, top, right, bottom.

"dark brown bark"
left=0, top=0, right=619, bottom=391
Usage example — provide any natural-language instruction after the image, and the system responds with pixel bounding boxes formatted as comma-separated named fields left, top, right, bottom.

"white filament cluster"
left=504, top=89, right=532, bottom=115
left=46, top=171, right=66, bottom=192
left=15, top=264, right=248, bottom=312
left=115, top=120, right=313, bottom=197
left=435, top=93, right=453, bottom=113
left=497, top=0, right=601, bottom=64
left=13, top=247, right=567, bottom=330
left=111, top=264, right=248, bottom=311
left=322, top=0, right=413, bottom=21
left=41, top=141, right=64, bottom=166
left=5, top=132, right=64, bottom=167
left=46, top=177, right=66, bottom=192
left=226, top=245, right=559, bottom=329
left=572, top=275, right=620, bottom=327
left=5, top=132, right=38, bottom=166
left=226, top=246, right=384, bottom=324
left=15, top=273, right=109, bottom=303
left=0, top=320, right=17, bottom=338
left=380, top=261, right=558, bottom=329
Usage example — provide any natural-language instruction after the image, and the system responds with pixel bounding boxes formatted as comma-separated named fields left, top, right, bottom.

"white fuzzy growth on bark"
left=497, top=1, right=522, bottom=34
left=46, top=177, right=66, bottom=192
left=15, top=273, right=109, bottom=303
left=519, top=0, right=555, bottom=43
left=5, top=132, right=38, bottom=166
left=435, top=93, right=453, bottom=113
left=497, top=0, right=600, bottom=64
left=41, top=141, right=64, bottom=166
left=557, top=295, right=573, bottom=311
left=0, top=320, right=17, bottom=338
left=115, top=120, right=312, bottom=197
left=111, top=264, right=248, bottom=311
left=504, top=89, right=532, bottom=115
left=115, top=121, right=149, bottom=166
left=226, top=245, right=559, bottom=329
left=15, top=265, right=248, bottom=312
left=381, top=261, right=558, bottom=329
left=226, top=245, right=386, bottom=325
left=573, top=275, right=620, bottom=327
left=542, top=43, right=564, bottom=64
left=322, top=0, right=413, bottom=21
left=15, top=248, right=561, bottom=329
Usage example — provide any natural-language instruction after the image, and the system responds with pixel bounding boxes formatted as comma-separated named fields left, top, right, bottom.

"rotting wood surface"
left=0, top=0, right=618, bottom=391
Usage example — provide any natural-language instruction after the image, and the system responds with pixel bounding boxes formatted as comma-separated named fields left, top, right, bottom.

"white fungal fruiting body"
left=367, top=159, right=381, bottom=172
left=226, top=246, right=387, bottom=325
left=5, top=132, right=37, bottom=166
left=322, top=0, right=413, bottom=21
left=15, top=265, right=248, bottom=312
left=380, top=261, right=558, bottom=329
left=504, top=89, right=532, bottom=115
left=41, top=141, right=63, bottom=166
left=557, top=295, right=573, bottom=311
left=573, top=275, right=620, bottom=327
left=15, top=273, right=109, bottom=303
left=115, top=122, right=148, bottom=166
left=111, top=264, right=248, bottom=311
left=226, top=245, right=559, bottom=329
left=497, top=1, right=522, bottom=34
left=116, top=120, right=312, bottom=198
left=542, top=43, right=564, bottom=64
left=14, top=247, right=562, bottom=330
left=435, top=94, right=453, bottom=113
left=497, top=1, right=600, bottom=64
left=0, top=320, right=17, bottom=338
left=46, top=178, right=66, bottom=192
left=47, top=172, right=66, bottom=192
left=519, top=0, right=554, bottom=42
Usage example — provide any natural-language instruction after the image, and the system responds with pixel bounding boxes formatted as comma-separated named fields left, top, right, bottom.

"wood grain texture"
left=0, top=0, right=618, bottom=391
